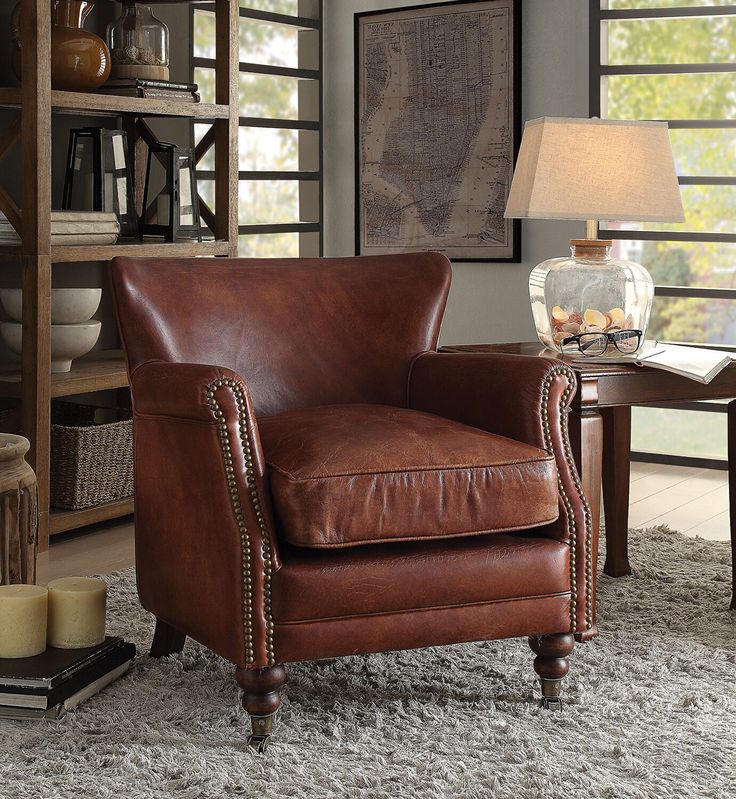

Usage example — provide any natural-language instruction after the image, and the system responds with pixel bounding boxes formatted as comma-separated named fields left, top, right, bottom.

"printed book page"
left=564, top=341, right=735, bottom=383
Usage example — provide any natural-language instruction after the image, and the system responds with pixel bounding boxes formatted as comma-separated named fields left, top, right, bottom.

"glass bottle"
left=529, top=239, right=654, bottom=355
left=108, top=2, right=169, bottom=81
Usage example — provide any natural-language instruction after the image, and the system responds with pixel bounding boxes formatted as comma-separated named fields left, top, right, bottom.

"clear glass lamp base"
left=529, top=239, right=654, bottom=357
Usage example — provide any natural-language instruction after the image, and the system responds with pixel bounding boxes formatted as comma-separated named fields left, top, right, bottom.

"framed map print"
left=355, top=0, right=521, bottom=262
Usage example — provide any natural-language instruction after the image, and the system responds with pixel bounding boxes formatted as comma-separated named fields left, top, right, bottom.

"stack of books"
left=0, top=636, right=135, bottom=720
left=0, top=212, right=120, bottom=247
left=99, top=79, right=201, bottom=103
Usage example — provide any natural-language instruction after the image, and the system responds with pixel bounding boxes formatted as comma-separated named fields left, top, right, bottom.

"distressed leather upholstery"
left=110, top=253, right=596, bottom=675
left=259, top=404, right=559, bottom=548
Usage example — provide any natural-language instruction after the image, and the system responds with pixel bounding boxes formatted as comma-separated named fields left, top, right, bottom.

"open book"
left=565, top=341, right=736, bottom=384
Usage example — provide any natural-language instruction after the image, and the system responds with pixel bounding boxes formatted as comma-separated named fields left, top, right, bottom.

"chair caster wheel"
left=541, top=696, right=563, bottom=711
left=246, top=712, right=277, bottom=752
left=539, top=677, right=564, bottom=711
left=247, top=734, right=271, bottom=753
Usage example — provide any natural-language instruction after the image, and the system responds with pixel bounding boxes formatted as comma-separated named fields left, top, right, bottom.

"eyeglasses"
left=560, top=329, right=643, bottom=357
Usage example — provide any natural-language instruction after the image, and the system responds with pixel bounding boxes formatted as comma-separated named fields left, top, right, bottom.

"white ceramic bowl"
left=0, top=288, right=102, bottom=325
left=0, top=321, right=102, bottom=373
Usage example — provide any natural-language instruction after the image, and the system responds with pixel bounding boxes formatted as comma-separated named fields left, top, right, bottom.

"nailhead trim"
left=540, top=366, right=594, bottom=632
left=207, top=378, right=275, bottom=667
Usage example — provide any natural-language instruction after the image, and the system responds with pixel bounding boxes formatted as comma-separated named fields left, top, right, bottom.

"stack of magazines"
left=99, top=79, right=200, bottom=103
left=0, top=211, right=120, bottom=246
left=0, top=636, right=135, bottom=720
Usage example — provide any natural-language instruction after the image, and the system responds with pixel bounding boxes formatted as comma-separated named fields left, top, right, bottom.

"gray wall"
left=322, top=0, right=590, bottom=345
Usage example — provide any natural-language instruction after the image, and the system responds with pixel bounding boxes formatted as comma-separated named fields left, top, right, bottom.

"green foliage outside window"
left=193, top=6, right=314, bottom=257
left=240, top=0, right=299, bottom=13
left=605, top=5, right=734, bottom=459
left=606, top=13, right=736, bottom=345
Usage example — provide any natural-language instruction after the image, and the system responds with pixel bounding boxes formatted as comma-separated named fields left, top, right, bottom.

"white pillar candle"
left=47, top=577, right=107, bottom=649
left=0, top=585, right=48, bottom=659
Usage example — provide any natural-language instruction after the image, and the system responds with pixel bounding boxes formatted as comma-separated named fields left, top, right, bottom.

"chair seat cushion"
left=258, top=404, right=559, bottom=549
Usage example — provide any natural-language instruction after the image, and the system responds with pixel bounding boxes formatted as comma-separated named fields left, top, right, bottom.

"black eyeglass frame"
left=560, top=329, right=643, bottom=357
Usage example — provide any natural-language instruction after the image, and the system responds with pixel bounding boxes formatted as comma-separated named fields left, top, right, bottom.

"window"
left=192, top=0, right=323, bottom=258
left=591, top=1, right=736, bottom=467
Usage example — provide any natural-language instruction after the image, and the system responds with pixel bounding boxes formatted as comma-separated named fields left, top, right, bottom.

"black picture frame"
left=354, top=0, right=522, bottom=263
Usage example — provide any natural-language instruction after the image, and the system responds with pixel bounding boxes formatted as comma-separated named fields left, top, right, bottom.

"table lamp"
left=504, top=117, right=685, bottom=356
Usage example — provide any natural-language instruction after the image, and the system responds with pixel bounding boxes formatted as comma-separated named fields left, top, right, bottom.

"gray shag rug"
left=1, top=526, right=734, bottom=799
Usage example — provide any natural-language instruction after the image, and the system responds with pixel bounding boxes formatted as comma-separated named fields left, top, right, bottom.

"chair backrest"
left=110, top=253, right=451, bottom=416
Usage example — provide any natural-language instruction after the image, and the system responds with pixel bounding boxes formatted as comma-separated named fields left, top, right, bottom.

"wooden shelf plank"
left=51, top=239, right=231, bottom=262
left=0, top=350, right=128, bottom=399
left=50, top=497, right=134, bottom=536
left=0, top=240, right=231, bottom=263
left=0, top=88, right=228, bottom=119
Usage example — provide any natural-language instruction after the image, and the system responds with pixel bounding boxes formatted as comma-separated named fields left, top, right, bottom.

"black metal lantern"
left=140, top=142, right=202, bottom=243
left=62, top=127, right=138, bottom=238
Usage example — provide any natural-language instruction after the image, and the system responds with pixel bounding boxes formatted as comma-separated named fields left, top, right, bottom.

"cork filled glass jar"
left=108, top=1, right=169, bottom=81
left=529, top=239, right=654, bottom=356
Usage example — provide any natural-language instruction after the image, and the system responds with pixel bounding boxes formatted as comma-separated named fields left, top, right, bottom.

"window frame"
left=191, top=1, right=324, bottom=253
left=589, top=1, right=736, bottom=468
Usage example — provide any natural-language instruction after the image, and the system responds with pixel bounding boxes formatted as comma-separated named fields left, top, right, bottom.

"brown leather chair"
left=110, top=253, right=596, bottom=751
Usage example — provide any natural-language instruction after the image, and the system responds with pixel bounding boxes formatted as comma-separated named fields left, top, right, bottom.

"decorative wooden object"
left=0, top=0, right=239, bottom=549
left=0, top=434, right=39, bottom=585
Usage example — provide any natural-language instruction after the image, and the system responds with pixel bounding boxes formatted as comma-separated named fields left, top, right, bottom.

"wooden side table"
left=442, top=343, right=736, bottom=609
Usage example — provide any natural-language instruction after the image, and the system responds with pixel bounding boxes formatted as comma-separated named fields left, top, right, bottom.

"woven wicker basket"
left=50, top=401, right=133, bottom=510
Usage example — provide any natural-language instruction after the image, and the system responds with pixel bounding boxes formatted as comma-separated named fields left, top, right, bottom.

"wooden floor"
left=39, top=462, right=730, bottom=582
left=38, top=518, right=135, bottom=584
left=628, top=461, right=730, bottom=540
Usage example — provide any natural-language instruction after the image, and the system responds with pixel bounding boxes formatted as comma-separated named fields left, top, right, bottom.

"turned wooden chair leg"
left=236, top=665, right=287, bottom=753
left=528, top=633, right=575, bottom=709
left=150, top=617, right=186, bottom=658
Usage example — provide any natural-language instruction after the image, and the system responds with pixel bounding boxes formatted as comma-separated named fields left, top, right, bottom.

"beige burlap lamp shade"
left=504, top=117, right=685, bottom=223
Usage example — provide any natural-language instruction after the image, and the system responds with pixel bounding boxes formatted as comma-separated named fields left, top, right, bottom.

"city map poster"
left=355, top=0, right=521, bottom=262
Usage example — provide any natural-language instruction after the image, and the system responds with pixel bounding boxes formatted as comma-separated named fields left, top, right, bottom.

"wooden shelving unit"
left=2, top=0, right=239, bottom=549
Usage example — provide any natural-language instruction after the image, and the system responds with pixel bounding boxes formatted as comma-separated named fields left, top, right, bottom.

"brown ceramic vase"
left=51, top=0, right=111, bottom=90
left=12, top=1, right=111, bottom=91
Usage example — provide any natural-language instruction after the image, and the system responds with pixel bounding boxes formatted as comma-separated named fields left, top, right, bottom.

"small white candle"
left=47, top=577, right=107, bottom=649
left=0, top=585, right=48, bottom=659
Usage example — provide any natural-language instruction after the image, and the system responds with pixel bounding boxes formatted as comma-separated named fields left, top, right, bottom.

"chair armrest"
left=130, top=360, right=279, bottom=668
left=409, top=352, right=571, bottom=449
left=131, top=361, right=238, bottom=421
left=409, top=352, right=596, bottom=638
